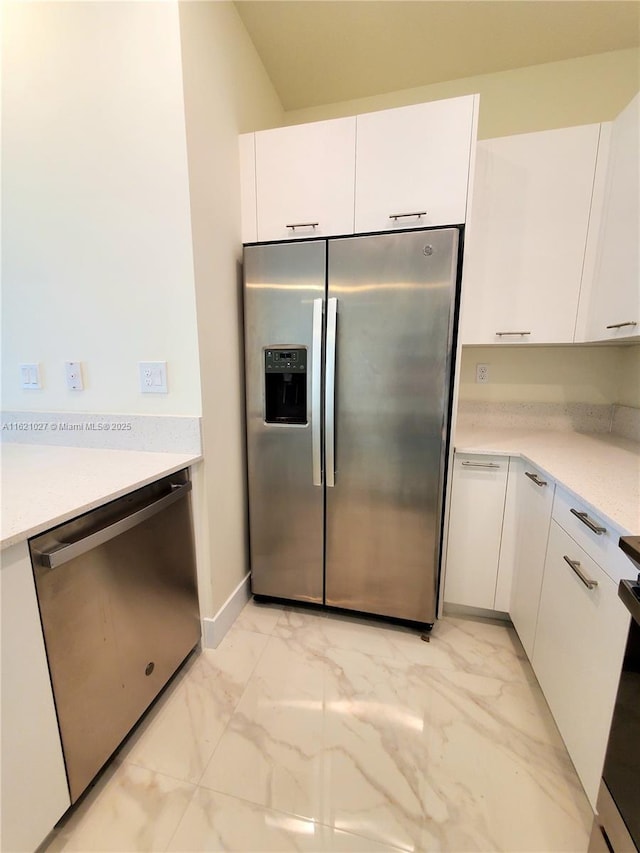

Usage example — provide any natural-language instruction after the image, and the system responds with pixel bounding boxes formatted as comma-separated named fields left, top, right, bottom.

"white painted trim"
left=202, top=573, right=251, bottom=648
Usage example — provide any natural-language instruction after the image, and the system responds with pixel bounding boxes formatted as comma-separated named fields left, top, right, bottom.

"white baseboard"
left=202, top=573, right=251, bottom=649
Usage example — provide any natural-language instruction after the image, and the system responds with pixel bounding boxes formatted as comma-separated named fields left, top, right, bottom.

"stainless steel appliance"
left=589, top=536, right=640, bottom=852
left=30, top=470, right=200, bottom=803
left=244, top=228, right=460, bottom=625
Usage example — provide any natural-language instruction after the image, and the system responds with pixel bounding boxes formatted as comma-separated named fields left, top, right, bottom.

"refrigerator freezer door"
left=244, top=241, right=326, bottom=602
left=325, top=229, right=459, bottom=622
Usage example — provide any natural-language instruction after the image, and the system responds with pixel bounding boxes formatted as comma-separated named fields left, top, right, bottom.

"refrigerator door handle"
left=312, top=298, right=323, bottom=486
left=325, top=297, right=338, bottom=488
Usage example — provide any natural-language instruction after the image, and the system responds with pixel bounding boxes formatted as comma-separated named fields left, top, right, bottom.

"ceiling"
left=234, top=1, right=640, bottom=112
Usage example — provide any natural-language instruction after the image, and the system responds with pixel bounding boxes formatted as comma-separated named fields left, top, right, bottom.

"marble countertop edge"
left=454, top=427, right=640, bottom=535
left=1, top=445, right=203, bottom=550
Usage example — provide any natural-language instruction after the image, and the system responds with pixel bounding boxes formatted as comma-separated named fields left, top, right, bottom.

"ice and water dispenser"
left=265, top=348, right=307, bottom=425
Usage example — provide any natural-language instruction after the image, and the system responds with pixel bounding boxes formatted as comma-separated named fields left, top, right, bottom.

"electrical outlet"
left=139, top=361, right=168, bottom=393
left=476, top=363, right=489, bottom=384
left=65, top=361, right=84, bottom=391
left=20, top=363, right=42, bottom=389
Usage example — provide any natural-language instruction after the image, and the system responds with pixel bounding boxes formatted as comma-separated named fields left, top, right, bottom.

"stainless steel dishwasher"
left=29, top=469, right=200, bottom=803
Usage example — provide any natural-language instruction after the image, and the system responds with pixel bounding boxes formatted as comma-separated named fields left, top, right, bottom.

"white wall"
left=178, top=1, right=284, bottom=615
left=1, top=1, right=201, bottom=416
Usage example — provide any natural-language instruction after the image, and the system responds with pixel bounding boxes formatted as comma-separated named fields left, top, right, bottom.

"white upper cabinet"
left=354, top=96, right=477, bottom=233
left=239, top=133, right=257, bottom=244
left=461, top=124, right=601, bottom=345
left=581, top=94, right=640, bottom=342
left=253, top=117, right=356, bottom=242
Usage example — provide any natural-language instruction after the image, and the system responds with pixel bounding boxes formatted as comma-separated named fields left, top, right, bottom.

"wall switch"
left=20, top=363, right=42, bottom=389
left=65, top=361, right=84, bottom=391
left=139, top=361, right=168, bottom=393
left=476, top=363, right=489, bottom=384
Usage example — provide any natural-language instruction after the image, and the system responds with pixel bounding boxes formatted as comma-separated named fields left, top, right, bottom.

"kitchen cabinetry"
left=532, top=518, right=630, bottom=807
left=354, top=95, right=476, bottom=233
left=240, top=94, right=478, bottom=244
left=461, top=124, right=601, bottom=345
left=239, top=133, right=257, bottom=244
left=1, top=542, right=71, bottom=852
left=443, top=453, right=511, bottom=611
left=247, top=116, right=357, bottom=243
left=509, top=458, right=555, bottom=658
left=581, top=93, right=639, bottom=342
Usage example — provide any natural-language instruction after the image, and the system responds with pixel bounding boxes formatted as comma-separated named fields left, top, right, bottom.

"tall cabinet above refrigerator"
left=243, top=228, right=461, bottom=625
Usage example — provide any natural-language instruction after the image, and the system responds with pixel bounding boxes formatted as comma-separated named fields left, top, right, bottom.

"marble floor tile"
left=200, top=634, right=591, bottom=852
left=120, top=628, right=269, bottom=784
left=273, top=606, right=533, bottom=683
left=167, top=788, right=407, bottom=852
left=233, top=597, right=286, bottom=636
left=43, top=611, right=594, bottom=853
left=44, top=760, right=195, bottom=852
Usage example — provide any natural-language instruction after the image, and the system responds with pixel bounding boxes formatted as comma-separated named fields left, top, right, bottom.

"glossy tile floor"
left=44, top=601, right=594, bottom=852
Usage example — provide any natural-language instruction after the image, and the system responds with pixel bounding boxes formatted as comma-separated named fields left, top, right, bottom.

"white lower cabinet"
left=443, top=453, right=510, bottom=610
left=1, top=542, right=70, bottom=851
left=532, top=520, right=630, bottom=807
left=509, top=459, right=555, bottom=658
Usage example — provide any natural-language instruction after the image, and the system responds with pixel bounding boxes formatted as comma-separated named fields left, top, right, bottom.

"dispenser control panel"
left=265, top=348, right=307, bottom=372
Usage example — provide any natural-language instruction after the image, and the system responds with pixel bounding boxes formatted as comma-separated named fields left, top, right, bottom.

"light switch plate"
left=139, top=361, right=168, bottom=393
left=65, top=361, right=84, bottom=391
left=20, top=363, right=42, bottom=389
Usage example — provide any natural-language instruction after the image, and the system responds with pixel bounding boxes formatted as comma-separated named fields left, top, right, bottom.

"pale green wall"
left=283, top=48, right=640, bottom=412
left=459, top=345, right=640, bottom=406
left=285, top=48, right=640, bottom=139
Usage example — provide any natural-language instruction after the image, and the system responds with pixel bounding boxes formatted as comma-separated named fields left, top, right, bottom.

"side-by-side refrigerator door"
left=325, top=229, right=459, bottom=623
left=244, top=241, right=326, bottom=603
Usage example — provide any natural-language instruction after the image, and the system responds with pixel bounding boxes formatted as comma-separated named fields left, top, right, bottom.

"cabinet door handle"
left=496, top=331, right=531, bottom=337
left=461, top=460, right=500, bottom=469
left=563, top=555, right=598, bottom=590
left=286, top=222, right=319, bottom=230
left=524, top=471, right=547, bottom=487
left=570, top=508, right=607, bottom=535
left=605, top=321, right=637, bottom=329
left=389, top=211, right=427, bottom=220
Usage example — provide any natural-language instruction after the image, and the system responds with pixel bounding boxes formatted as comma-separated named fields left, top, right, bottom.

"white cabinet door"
left=443, top=453, right=509, bottom=610
left=461, top=124, right=601, bottom=344
left=354, top=95, right=476, bottom=233
left=239, top=133, right=257, bottom=244
left=509, top=459, right=555, bottom=658
left=1, top=542, right=70, bottom=851
left=584, top=94, right=640, bottom=342
left=254, top=117, right=356, bottom=242
left=532, top=521, right=630, bottom=807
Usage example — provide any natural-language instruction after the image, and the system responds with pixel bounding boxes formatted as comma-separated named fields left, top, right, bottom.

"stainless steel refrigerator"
left=243, top=228, right=460, bottom=625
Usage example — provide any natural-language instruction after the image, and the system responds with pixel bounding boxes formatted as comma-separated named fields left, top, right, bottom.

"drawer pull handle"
left=496, top=331, right=531, bottom=337
left=389, top=211, right=427, bottom=221
left=563, top=556, right=598, bottom=590
left=525, top=471, right=547, bottom=487
left=286, top=222, right=319, bottom=230
left=605, top=321, right=637, bottom=330
left=570, top=508, right=607, bottom=535
left=461, top=461, right=500, bottom=469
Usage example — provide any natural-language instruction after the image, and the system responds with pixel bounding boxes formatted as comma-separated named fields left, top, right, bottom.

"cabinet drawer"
left=532, top=520, right=630, bottom=806
left=552, top=486, right=633, bottom=584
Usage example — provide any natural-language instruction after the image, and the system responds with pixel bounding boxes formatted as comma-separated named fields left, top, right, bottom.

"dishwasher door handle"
left=34, top=480, right=192, bottom=569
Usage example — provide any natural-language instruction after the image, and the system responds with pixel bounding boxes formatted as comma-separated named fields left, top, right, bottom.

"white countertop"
left=1, top=444, right=202, bottom=549
left=455, top=426, right=640, bottom=535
